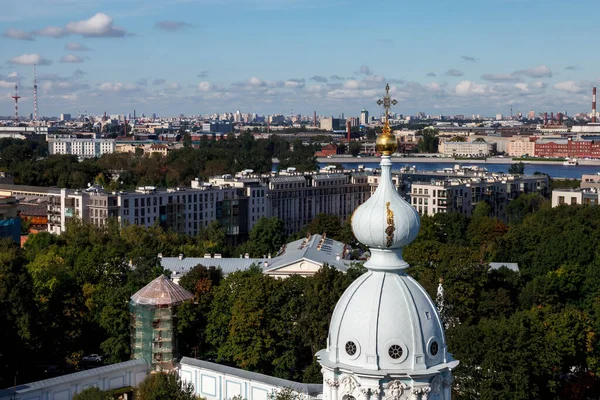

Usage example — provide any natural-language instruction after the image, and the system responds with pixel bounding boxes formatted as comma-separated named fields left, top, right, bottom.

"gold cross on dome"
left=376, top=83, right=397, bottom=119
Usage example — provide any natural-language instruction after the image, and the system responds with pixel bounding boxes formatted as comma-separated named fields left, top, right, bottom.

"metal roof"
left=180, top=357, right=323, bottom=396
left=0, top=359, right=147, bottom=396
left=130, top=275, right=194, bottom=306
left=161, top=257, right=265, bottom=276
left=265, top=234, right=350, bottom=273
left=489, top=262, right=519, bottom=272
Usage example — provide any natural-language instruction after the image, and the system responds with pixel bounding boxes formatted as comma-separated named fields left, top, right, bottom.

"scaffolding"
left=129, top=275, right=194, bottom=371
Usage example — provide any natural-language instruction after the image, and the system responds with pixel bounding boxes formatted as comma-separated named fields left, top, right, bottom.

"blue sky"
left=1, top=0, right=599, bottom=118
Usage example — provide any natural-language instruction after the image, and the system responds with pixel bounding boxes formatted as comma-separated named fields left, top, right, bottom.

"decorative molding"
left=340, top=375, right=360, bottom=396
left=385, top=201, right=395, bottom=248
left=383, top=380, right=406, bottom=400
left=442, top=377, right=453, bottom=388
left=325, top=379, right=339, bottom=388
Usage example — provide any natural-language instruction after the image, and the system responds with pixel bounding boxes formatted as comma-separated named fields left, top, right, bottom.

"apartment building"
left=47, top=135, right=116, bottom=158
left=408, top=174, right=549, bottom=220
left=48, top=184, right=259, bottom=240
left=507, top=137, right=536, bottom=157
left=267, top=171, right=371, bottom=233
left=552, top=188, right=600, bottom=207
left=439, top=141, right=496, bottom=157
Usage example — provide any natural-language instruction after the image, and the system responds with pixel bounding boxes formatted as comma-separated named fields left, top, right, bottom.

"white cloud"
left=446, top=69, right=464, bottom=77
left=98, top=82, right=137, bottom=92
left=0, top=81, right=14, bottom=88
left=513, top=65, right=552, bottom=78
left=65, top=42, right=92, bottom=51
left=426, top=82, right=443, bottom=92
left=35, top=13, right=128, bottom=38
left=166, top=82, right=181, bottom=90
left=481, top=73, right=520, bottom=82
left=284, top=78, right=305, bottom=88
left=66, top=13, right=127, bottom=37
left=343, top=80, right=360, bottom=89
left=455, top=80, right=488, bottom=96
left=60, top=54, right=86, bottom=63
left=248, top=76, right=266, bottom=87
left=35, top=26, right=67, bottom=38
left=197, top=82, right=214, bottom=91
left=553, top=80, right=584, bottom=93
left=2, top=28, right=34, bottom=41
left=7, top=54, right=52, bottom=66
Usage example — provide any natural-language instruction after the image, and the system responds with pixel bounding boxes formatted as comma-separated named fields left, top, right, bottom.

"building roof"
left=489, top=262, right=519, bottom=272
left=0, top=359, right=147, bottom=396
left=180, top=357, right=323, bottom=396
left=130, top=274, right=194, bottom=306
left=161, top=256, right=265, bottom=276
left=265, top=234, right=350, bottom=273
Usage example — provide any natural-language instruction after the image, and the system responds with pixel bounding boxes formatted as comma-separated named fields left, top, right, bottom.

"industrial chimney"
left=347, top=120, right=351, bottom=143
left=543, top=112, right=548, bottom=126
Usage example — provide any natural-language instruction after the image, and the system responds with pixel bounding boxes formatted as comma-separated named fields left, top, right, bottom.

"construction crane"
left=33, top=65, right=38, bottom=121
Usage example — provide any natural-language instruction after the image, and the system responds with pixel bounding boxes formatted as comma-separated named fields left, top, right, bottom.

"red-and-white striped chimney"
left=593, top=87, right=597, bottom=123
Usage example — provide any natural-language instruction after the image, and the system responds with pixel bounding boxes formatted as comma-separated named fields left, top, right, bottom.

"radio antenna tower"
left=33, top=65, right=38, bottom=120
left=11, top=85, right=21, bottom=124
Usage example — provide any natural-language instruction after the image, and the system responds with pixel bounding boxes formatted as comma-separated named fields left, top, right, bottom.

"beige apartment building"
left=507, top=137, right=536, bottom=157
left=552, top=188, right=600, bottom=207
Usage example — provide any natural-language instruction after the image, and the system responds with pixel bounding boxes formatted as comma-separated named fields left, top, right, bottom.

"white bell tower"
left=317, top=84, right=459, bottom=400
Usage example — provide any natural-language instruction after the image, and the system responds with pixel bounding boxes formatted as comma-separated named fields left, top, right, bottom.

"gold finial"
left=375, top=83, right=398, bottom=155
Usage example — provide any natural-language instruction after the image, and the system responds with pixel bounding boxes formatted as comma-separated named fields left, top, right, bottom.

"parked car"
left=82, top=354, right=103, bottom=363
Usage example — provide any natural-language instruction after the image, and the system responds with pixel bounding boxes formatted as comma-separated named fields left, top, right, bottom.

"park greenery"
left=0, top=134, right=319, bottom=190
left=1, top=187, right=600, bottom=397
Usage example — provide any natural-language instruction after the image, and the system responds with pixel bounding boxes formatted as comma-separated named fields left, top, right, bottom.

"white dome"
left=320, top=270, right=456, bottom=373
left=351, top=157, right=419, bottom=258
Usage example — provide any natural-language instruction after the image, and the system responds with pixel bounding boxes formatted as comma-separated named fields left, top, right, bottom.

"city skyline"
left=1, top=0, right=599, bottom=117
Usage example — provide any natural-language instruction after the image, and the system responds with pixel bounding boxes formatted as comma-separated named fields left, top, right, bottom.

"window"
left=345, top=341, right=357, bottom=356
left=388, top=345, right=403, bottom=359
left=430, top=341, right=439, bottom=356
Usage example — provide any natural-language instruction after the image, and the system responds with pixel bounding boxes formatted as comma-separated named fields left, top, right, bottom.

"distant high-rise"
left=60, top=113, right=71, bottom=121
left=528, top=111, right=535, bottom=120
left=360, top=108, right=369, bottom=126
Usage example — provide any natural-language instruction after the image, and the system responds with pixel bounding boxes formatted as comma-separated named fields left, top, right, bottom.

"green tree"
left=136, top=372, right=196, bottom=400
left=508, top=162, right=525, bottom=174
left=242, top=217, right=288, bottom=257
left=73, top=387, right=112, bottom=400
left=417, top=127, right=439, bottom=153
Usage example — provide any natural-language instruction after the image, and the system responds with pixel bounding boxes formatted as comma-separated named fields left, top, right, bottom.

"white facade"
left=439, top=141, right=494, bottom=157
left=0, top=359, right=148, bottom=400
left=552, top=188, right=600, bottom=207
left=47, top=135, right=116, bottom=158
left=179, top=358, right=321, bottom=400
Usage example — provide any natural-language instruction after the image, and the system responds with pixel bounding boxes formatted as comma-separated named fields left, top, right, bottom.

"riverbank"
left=316, top=156, right=600, bottom=166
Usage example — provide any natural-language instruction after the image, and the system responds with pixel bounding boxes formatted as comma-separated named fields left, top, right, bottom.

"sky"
left=0, top=0, right=599, bottom=118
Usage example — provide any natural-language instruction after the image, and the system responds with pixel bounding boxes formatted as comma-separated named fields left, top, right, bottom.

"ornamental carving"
left=360, top=387, right=380, bottom=399
left=385, top=201, right=395, bottom=247
left=442, top=377, right=453, bottom=388
left=325, top=379, right=339, bottom=388
left=383, top=380, right=406, bottom=400
left=340, top=375, right=359, bottom=396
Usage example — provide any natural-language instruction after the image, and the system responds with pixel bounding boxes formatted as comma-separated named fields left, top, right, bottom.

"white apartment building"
left=507, top=137, right=536, bottom=157
left=439, top=140, right=495, bottom=156
left=408, top=174, right=549, bottom=220
left=552, top=188, right=600, bottom=207
left=47, top=135, right=116, bottom=158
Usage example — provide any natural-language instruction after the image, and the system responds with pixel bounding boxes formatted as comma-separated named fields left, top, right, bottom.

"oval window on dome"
left=430, top=341, right=439, bottom=356
left=345, top=341, right=357, bottom=356
left=388, top=344, right=403, bottom=359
